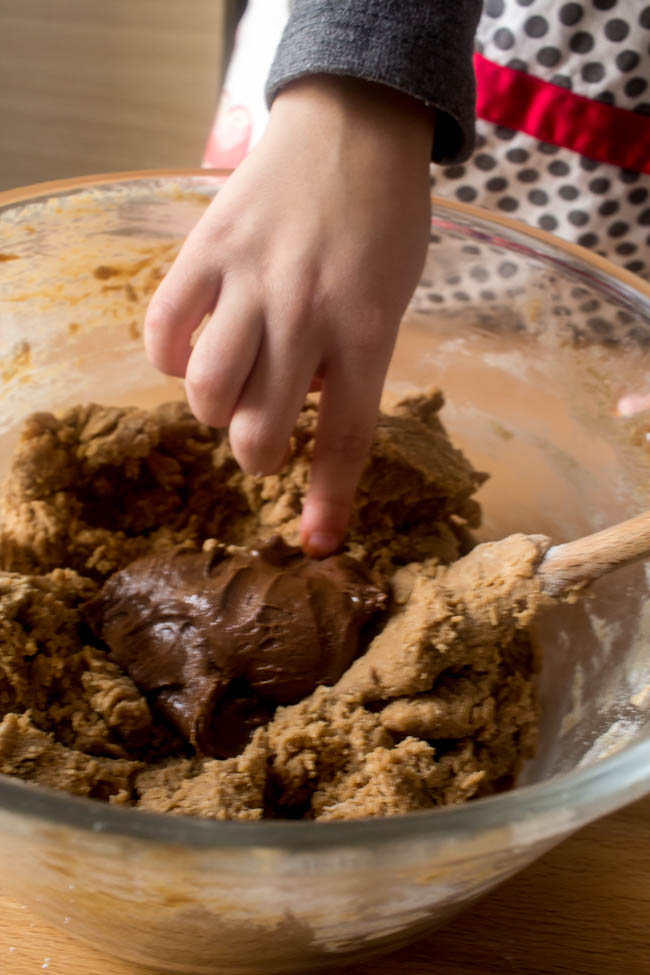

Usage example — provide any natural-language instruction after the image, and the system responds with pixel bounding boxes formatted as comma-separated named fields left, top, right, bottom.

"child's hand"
left=144, top=75, right=434, bottom=556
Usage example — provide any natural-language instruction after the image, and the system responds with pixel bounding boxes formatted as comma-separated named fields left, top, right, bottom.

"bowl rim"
left=2, top=167, right=650, bottom=302
left=0, top=168, right=648, bottom=850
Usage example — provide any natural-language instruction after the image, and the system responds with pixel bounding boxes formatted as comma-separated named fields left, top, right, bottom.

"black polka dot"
left=475, top=153, right=497, bottom=171
left=518, top=168, right=540, bottom=183
left=537, top=141, right=560, bottom=154
left=625, top=261, right=645, bottom=274
left=580, top=156, right=600, bottom=171
left=626, top=77, right=648, bottom=98
left=452, top=291, right=471, bottom=302
left=617, top=310, right=635, bottom=323
left=608, top=221, right=630, bottom=238
left=570, top=31, right=595, bottom=53
left=587, top=317, right=613, bottom=337
left=596, top=90, right=616, bottom=105
left=599, top=200, right=619, bottom=216
left=480, top=290, right=497, bottom=302
left=456, top=186, right=478, bottom=202
left=616, top=50, right=640, bottom=72
left=444, top=165, right=466, bottom=179
left=506, top=148, right=529, bottom=164
left=485, top=0, right=504, bottom=15
left=537, top=46, right=562, bottom=67
left=528, top=189, right=549, bottom=205
left=508, top=58, right=529, bottom=72
left=525, top=15, right=549, bottom=38
left=516, top=0, right=535, bottom=5
left=445, top=274, right=461, bottom=285
left=636, top=103, right=650, bottom=115
left=494, top=27, right=515, bottom=49
left=616, top=242, right=637, bottom=255
left=486, top=176, right=508, bottom=192
left=539, top=215, right=558, bottom=231
left=639, top=208, right=650, bottom=225
left=498, top=197, right=519, bottom=212
left=580, top=299, right=601, bottom=313
left=498, top=261, right=518, bottom=278
left=629, top=187, right=649, bottom=205
left=604, top=18, right=629, bottom=41
left=568, top=210, right=590, bottom=226
left=427, top=292, right=445, bottom=303
left=548, top=160, right=570, bottom=176
left=582, top=62, right=605, bottom=82
left=619, top=169, right=639, bottom=183
left=571, top=286, right=591, bottom=299
left=578, top=233, right=599, bottom=247
left=430, top=234, right=441, bottom=243
left=559, top=3, right=583, bottom=26
left=469, top=265, right=490, bottom=282
left=559, top=185, right=579, bottom=200
left=551, top=75, right=573, bottom=89
left=495, top=125, right=517, bottom=140
left=589, top=177, right=610, bottom=194
left=593, top=0, right=617, bottom=8
left=461, top=245, right=481, bottom=255
left=640, top=7, right=650, bottom=29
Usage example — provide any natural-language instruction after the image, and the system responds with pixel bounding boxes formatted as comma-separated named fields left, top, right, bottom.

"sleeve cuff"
left=265, top=0, right=482, bottom=164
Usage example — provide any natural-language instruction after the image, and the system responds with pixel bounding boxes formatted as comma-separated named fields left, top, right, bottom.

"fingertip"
left=300, top=529, right=344, bottom=559
left=300, top=497, right=350, bottom=558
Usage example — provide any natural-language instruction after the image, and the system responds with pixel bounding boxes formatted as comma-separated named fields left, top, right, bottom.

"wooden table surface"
left=0, top=794, right=647, bottom=975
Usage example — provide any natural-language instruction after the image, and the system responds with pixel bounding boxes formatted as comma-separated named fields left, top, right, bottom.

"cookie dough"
left=0, top=392, right=548, bottom=820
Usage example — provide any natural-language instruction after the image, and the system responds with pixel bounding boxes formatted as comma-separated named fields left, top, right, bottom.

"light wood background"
left=0, top=794, right=648, bottom=974
left=0, top=0, right=233, bottom=191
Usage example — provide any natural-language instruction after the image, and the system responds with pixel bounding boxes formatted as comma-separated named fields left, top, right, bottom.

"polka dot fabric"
left=214, top=1, right=649, bottom=279
left=478, top=0, right=650, bottom=111
left=430, top=122, right=650, bottom=278
left=437, top=0, right=650, bottom=279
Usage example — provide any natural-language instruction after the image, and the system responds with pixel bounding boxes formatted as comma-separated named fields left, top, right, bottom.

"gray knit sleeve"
left=265, top=0, right=482, bottom=164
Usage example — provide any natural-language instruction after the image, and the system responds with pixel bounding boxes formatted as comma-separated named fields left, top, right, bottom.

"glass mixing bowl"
left=0, top=172, right=649, bottom=974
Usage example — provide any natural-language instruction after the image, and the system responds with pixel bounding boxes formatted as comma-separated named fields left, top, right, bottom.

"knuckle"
left=185, top=366, right=228, bottom=429
left=185, top=361, right=213, bottom=401
left=229, top=413, right=283, bottom=475
left=144, top=291, right=176, bottom=342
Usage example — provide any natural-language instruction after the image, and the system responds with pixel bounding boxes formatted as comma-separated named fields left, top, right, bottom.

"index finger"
left=300, top=356, right=387, bottom=558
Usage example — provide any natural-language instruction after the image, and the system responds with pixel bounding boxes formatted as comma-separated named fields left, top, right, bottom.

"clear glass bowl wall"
left=0, top=173, right=649, bottom=975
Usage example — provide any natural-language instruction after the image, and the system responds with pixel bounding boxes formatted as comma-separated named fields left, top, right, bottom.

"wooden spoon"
left=537, top=510, right=650, bottom=597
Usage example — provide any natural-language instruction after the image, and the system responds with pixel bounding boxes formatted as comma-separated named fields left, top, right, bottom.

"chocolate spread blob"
left=87, top=536, right=387, bottom=757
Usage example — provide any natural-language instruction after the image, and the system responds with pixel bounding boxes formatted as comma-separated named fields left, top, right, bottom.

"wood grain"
left=0, top=795, right=648, bottom=975
left=539, top=509, right=650, bottom=597
left=0, top=0, right=228, bottom=191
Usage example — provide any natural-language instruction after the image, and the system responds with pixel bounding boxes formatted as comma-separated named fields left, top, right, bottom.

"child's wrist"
left=269, top=73, right=435, bottom=163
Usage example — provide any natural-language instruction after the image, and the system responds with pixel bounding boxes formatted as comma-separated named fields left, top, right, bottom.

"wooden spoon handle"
left=537, top=509, right=650, bottom=597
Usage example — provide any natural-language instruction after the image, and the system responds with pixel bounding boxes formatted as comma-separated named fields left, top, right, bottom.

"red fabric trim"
left=474, top=52, right=650, bottom=175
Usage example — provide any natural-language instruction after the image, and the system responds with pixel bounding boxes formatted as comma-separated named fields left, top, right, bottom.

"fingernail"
left=303, top=531, right=340, bottom=558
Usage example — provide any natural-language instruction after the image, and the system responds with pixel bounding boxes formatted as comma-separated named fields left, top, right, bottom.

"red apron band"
left=474, top=52, right=650, bottom=175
